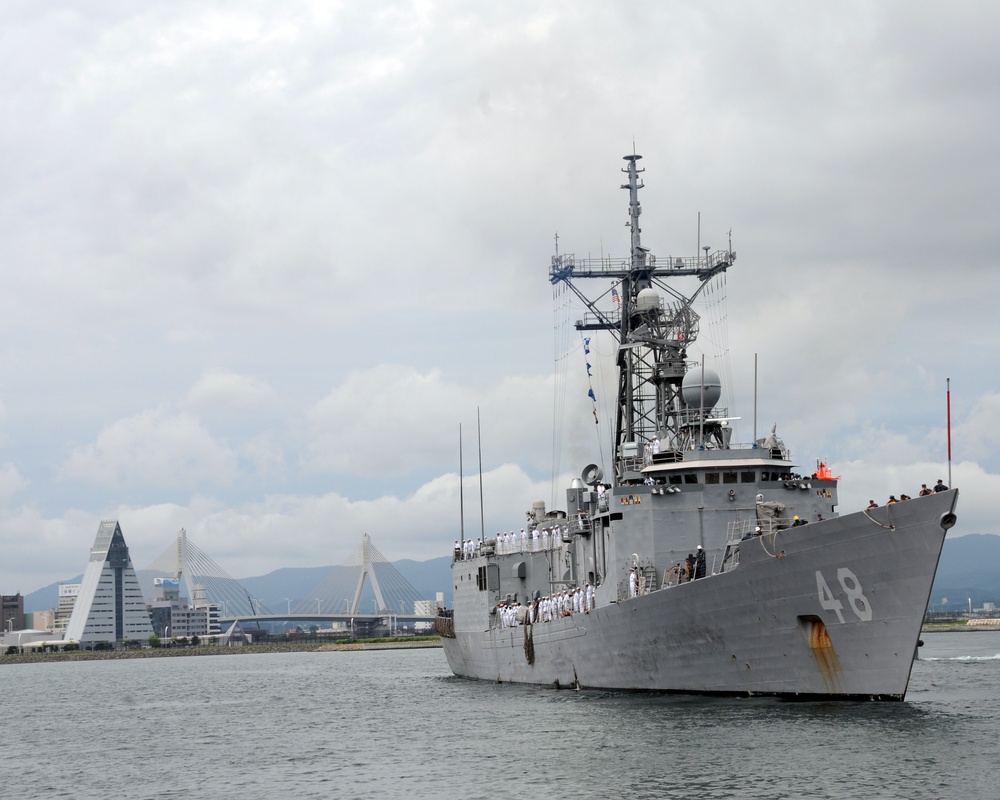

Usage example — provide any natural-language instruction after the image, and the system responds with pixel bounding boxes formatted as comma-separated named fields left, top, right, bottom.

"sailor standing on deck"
left=695, top=546, right=706, bottom=579
left=586, top=582, right=595, bottom=612
left=629, top=568, right=638, bottom=598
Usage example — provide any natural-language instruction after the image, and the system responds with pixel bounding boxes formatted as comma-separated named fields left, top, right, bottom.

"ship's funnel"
left=581, top=464, right=604, bottom=486
left=681, top=367, right=722, bottom=411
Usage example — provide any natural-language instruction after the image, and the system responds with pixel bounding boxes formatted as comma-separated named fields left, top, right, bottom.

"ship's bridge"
left=641, top=448, right=796, bottom=475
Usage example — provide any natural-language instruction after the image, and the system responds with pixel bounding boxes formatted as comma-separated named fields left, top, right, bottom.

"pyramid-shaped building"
left=64, top=520, right=154, bottom=644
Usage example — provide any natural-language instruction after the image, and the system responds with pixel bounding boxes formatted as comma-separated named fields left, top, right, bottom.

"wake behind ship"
left=438, top=154, right=957, bottom=700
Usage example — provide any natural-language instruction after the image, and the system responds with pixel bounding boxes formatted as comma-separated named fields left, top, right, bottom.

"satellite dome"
left=635, top=288, right=660, bottom=312
left=681, top=367, right=722, bottom=411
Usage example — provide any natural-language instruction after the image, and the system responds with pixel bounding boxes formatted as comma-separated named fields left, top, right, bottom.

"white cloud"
left=58, top=408, right=238, bottom=491
left=949, top=393, right=1000, bottom=465
left=1, top=461, right=559, bottom=591
left=167, top=326, right=212, bottom=344
left=185, top=369, right=277, bottom=413
left=2, top=2, right=1000, bottom=595
left=0, top=464, right=28, bottom=502
left=304, top=365, right=554, bottom=479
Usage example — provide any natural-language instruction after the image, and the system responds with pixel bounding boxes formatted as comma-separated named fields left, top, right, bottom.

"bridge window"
left=705, top=473, right=720, bottom=485
left=722, top=471, right=738, bottom=484
left=684, top=474, right=699, bottom=484
left=669, top=475, right=682, bottom=485
left=741, top=471, right=757, bottom=482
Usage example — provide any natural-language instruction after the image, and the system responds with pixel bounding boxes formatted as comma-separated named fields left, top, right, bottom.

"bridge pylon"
left=350, top=533, right=387, bottom=614
left=301, top=534, right=424, bottom=615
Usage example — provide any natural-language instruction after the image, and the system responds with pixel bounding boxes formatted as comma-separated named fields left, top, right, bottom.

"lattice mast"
left=548, top=154, right=736, bottom=482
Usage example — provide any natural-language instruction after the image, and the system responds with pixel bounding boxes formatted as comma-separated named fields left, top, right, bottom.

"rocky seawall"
left=1, top=638, right=442, bottom=666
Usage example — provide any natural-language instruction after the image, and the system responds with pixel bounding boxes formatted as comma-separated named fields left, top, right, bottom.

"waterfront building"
left=54, top=583, right=80, bottom=631
left=148, top=577, right=220, bottom=639
left=2, top=593, right=24, bottom=633
left=64, top=520, right=154, bottom=644
left=189, top=584, right=221, bottom=636
left=0, top=628, right=54, bottom=652
left=26, top=609, right=55, bottom=630
left=195, top=603, right=222, bottom=636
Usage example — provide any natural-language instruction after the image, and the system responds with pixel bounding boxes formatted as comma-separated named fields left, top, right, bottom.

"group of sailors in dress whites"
left=642, top=435, right=662, bottom=466
left=495, top=526, right=569, bottom=554
left=456, top=538, right=477, bottom=560
left=496, top=583, right=596, bottom=629
left=454, top=526, right=570, bottom=561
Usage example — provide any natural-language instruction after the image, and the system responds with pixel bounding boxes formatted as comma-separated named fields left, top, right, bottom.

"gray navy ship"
left=438, top=153, right=958, bottom=700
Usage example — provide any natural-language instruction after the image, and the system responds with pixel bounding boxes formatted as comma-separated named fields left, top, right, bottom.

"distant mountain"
left=238, top=558, right=453, bottom=613
left=929, top=533, right=1000, bottom=611
left=24, top=574, right=83, bottom=612
left=23, top=557, right=453, bottom=613
left=22, top=535, right=996, bottom=615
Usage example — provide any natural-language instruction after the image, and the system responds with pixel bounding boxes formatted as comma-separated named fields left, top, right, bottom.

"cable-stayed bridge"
left=142, top=530, right=260, bottom=617
left=291, top=534, right=426, bottom=615
left=140, top=531, right=438, bottom=626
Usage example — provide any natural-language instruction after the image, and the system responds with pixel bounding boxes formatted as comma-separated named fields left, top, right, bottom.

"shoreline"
left=921, top=625, right=1000, bottom=633
left=0, top=638, right=442, bottom=666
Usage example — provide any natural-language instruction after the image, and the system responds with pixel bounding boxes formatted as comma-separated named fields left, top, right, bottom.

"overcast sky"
left=2, top=1, right=998, bottom=595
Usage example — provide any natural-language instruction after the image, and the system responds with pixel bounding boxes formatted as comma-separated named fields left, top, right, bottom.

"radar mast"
left=549, top=155, right=736, bottom=482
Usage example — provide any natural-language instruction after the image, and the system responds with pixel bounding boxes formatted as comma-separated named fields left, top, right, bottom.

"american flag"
left=611, top=287, right=621, bottom=308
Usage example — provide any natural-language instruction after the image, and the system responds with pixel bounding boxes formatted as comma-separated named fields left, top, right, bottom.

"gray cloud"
left=2, top=1, right=998, bottom=592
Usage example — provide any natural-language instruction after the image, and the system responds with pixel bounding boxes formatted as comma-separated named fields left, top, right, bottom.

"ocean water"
left=2, top=633, right=999, bottom=800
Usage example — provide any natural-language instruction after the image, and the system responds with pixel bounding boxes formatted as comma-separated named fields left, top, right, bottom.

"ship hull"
left=442, top=491, right=957, bottom=700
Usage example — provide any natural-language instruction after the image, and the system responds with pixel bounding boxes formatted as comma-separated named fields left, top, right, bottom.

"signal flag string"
left=584, top=337, right=598, bottom=425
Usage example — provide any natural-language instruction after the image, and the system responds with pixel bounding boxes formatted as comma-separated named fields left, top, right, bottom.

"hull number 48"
left=815, top=568, right=872, bottom=623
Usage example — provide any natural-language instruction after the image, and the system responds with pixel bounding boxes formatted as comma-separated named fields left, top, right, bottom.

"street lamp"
left=315, top=598, right=321, bottom=614
left=6, top=617, right=15, bottom=633
left=284, top=598, right=291, bottom=615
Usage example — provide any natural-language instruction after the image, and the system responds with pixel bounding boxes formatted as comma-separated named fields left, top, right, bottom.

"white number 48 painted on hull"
left=816, top=568, right=873, bottom=623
